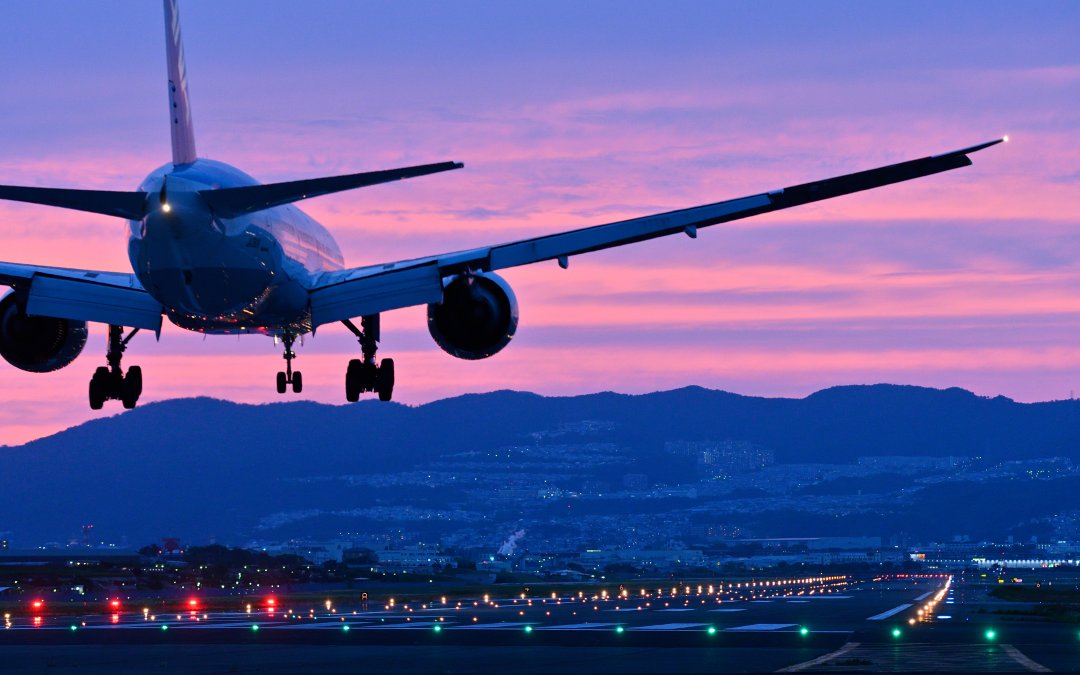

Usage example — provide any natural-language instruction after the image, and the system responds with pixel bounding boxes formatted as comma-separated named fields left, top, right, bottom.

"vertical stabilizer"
left=164, top=0, right=197, bottom=165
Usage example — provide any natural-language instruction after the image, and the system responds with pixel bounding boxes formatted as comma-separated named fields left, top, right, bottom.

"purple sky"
left=0, top=1, right=1078, bottom=443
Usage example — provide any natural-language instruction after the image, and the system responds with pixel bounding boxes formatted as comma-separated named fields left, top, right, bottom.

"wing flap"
left=27, top=275, right=163, bottom=331
left=310, top=262, right=443, bottom=327
left=489, top=195, right=770, bottom=270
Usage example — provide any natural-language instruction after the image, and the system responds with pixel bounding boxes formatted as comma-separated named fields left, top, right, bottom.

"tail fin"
left=163, top=0, right=197, bottom=166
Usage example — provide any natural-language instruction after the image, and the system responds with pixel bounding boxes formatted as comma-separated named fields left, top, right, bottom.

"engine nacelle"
left=0, top=293, right=88, bottom=373
left=427, top=272, right=519, bottom=360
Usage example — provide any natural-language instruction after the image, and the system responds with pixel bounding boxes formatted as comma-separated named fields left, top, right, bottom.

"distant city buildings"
left=665, top=440, right=775, bottom=478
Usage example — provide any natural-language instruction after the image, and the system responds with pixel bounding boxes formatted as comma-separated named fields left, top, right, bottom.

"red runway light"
left=110, top=599, right=121, bottom=609
left=31, top=600, right=43, bottom=610
left=267, top=598, right=276, bottom=607
left=188, top=598, right=199, bottom=609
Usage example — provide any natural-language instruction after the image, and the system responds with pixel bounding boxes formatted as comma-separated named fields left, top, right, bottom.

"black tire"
left=88, top=367, right=108, bottom=410
left=377, top=358, right=395, bottom=402
left=345, top=359, right=361, bottom=402
left=121, top=366, right=142, bottom=409
left=292, top=370, right=303, bottom=394
left=276, top=371, right=287, bottom=394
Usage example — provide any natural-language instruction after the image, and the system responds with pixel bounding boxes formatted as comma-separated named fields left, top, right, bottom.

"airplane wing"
left=308, top=139, right=1004, bottom=326
left=0, top=261, right=163, bottom=332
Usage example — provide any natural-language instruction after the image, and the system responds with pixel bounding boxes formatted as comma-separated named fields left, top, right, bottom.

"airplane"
left=0, top=0, right=1003, bottom=411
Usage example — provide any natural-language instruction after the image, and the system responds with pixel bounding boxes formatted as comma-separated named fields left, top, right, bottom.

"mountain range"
left=2, top=384, right=1078, bottom=547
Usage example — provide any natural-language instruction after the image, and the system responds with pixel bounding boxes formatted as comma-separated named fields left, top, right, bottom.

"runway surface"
left=0, top=574, right=1074, bottom=672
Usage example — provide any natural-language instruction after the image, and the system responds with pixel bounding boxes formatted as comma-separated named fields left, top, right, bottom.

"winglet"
left=931, top=137, right=1005, bottom=159
left=164, top=0, right=197, bottom=166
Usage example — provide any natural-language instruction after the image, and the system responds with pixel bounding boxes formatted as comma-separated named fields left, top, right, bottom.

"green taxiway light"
left=161, top=625, right=168, bottom=631
left=891, top=628, right=902, bottom=638
left=985, top=629, right=997, bottom=641
left=799, top=627, right=809, bottom=636
left=616, top=626, right=625, bottom=634
left=69, top=625, right=77, bottom=631
left=251, top=624, right=259, bottom=632
left=343, top=625, right=350, bottom=632
left=433, top=624, right=442, bottom=633
left=707, top=626, right=717, bottom=635
left=524, top=626, right=533, bottom=633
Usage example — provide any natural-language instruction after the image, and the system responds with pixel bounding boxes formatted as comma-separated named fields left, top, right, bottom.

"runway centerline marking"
left=455, top=622, right=530, bottom=630
left=537, top=623, right=618, bottom=630
left=365, top=621, right=454, bottom=630
left=777, top=642, right=860, bottom=672
left=1002, top=645, right=1051, bottom=672
left=866, top=603, right=912, bottom=620
left=726, top=623, right=796, bottom=631
left=633, top=623, right=710, bottom=631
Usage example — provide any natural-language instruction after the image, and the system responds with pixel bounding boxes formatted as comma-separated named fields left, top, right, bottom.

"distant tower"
left=82, top=524, right=94, bottom=547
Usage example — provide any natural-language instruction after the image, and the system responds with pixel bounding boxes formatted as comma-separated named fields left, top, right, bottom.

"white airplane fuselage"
left=129, top=160, right=344, bottom=335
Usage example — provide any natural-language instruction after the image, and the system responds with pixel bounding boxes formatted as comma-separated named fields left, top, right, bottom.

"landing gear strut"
left=88, top=325, right=142, bottom=410
left=343, top=315, right=394, bottom=402
left=276, top=331, right=303, bottom=394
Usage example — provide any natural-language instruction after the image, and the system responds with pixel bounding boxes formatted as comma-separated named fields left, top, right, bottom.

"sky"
left=0, top=1, right=1077, bottom=444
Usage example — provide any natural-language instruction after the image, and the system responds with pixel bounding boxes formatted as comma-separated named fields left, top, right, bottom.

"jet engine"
left=0, top=292, right=88, bottom=372
left=427, top=272, right=518, bottom=360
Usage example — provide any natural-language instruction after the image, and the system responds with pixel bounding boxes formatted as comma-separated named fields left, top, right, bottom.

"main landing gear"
left=89, top=325, right=142, bottom=410
left=343, top=315, right=394, bottom=402
left=276, top=331, right=303, bottom=394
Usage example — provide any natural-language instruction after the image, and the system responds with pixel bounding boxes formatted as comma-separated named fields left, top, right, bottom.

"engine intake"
left=0, top=293, right=88, bottom=373
left=427, top=272, right=518, bottom=360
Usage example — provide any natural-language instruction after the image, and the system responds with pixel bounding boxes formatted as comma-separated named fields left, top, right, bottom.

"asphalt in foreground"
left=0, top=576, right=1074, bottom=672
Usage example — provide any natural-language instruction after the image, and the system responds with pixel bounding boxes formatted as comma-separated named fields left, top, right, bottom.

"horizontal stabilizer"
left=200, top=161, right=464, bottom=218
left=0, top=185, right=147, bottom=220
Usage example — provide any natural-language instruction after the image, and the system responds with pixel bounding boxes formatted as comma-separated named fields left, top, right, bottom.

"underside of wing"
left=0, top=261, right=163, bottom=331
left=307, top=139, right=1004, bottom=324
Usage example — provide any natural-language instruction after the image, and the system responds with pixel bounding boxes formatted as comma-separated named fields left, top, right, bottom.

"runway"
left=0, top=575, right=1071, bottom=672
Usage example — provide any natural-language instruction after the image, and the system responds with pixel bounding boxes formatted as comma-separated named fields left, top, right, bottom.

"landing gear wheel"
left=121, top=366, right=143, bottom=409
left=345, top=359, right=362, bottom=402
left=291, top=370, right=303, bottom=394
left=89, top=366, right=109, bottom=410
left=276, top=371, right=287, bottom=394
left=376, top=358, right=395, bottom=402
left=342, top=315, right=395, bottom=403
left=88, top=325, right=143, bottom=410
